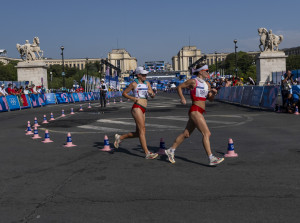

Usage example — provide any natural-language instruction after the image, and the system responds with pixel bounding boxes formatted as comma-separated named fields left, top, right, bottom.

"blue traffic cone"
left=157, top=138, right=166, bottom=155
left=224, top=138, right=238, bottom=157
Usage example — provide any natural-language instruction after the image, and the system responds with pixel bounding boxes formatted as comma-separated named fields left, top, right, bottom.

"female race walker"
left=164, top=64, right=224, bottom=166
left=114, top=67, right=158, bottom=159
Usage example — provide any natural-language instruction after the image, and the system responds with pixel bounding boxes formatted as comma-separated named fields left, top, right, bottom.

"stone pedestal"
left=256, top=51, right=287, bottom=86
left=17, top=61, right=48, bottom=89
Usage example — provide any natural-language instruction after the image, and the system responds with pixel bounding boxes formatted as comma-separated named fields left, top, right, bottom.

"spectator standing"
left=281, top=70, right=293, bottom=109
left=100, top=79, right=108, bottom=108
left=0, top=84, right=8, bottom=96
left=7, top=84, right=17, bottom=95
left=23, top=86, right=30, bottom=94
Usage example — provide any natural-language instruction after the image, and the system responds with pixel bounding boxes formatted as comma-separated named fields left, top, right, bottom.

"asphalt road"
left=0, top=92, right=299, bottom=223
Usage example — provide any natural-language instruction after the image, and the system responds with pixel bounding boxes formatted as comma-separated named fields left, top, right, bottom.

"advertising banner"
left=6, top=95, right=20, bottom=110
left=72, top=93, right=79, bottom=102
left=77, top=93, right=85, bottom=102
left=67, top=93, right=75, bottom=103
left=45, top=93, right=56, bottom=105
left=0, top=96, right=9, bottom=112
left=29, top=94, right=41, bottom=107
left=55, top=93, right=69, bottom=104
left=83, top=93, right=90, bottom=101
left=38, top=94, right=46, bottom=106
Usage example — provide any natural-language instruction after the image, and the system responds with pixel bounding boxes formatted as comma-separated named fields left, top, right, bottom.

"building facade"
left=282, top=46, right=300, bottom=56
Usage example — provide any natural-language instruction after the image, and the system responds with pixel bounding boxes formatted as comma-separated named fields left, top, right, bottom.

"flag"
left=80, top=74, right=86, bottom=82
left=217, top=72, right=220, bottom=76
left=106, top=67, right=110, bottom=76
left=17, top=94, right=29, bottom=107
left=89, top=76, right=93, bottom=84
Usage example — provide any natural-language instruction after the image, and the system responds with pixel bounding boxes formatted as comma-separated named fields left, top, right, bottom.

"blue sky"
left=1, top=0, right=300, bottom=65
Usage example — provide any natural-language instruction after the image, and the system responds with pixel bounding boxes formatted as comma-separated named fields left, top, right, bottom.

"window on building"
left=189, top=57, right=193, bottom=66
left=117, top=60, right=121, bottom=69
left=211, top=59, right=213, bottom=64
left=81, top=64, right=83, bottom=69
left=77, top=64, right=79, bottom=69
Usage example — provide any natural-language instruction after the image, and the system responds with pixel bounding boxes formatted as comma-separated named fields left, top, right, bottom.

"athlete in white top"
left=165, top=64, right=224, bottom=166
left=114, top=67, right=158, bottom=159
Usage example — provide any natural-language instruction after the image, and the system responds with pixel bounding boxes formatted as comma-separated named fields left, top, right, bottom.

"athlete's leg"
left=131, top=108, right=150, bottom=154
left=170, top=118, right=196, bottom=150
left=189, top=112, right=212, bottom=156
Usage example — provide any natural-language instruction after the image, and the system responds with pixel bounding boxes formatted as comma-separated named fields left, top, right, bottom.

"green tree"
left=0, top=60, right=18, bottom=81
left=286, top=55, right=300, bottom=70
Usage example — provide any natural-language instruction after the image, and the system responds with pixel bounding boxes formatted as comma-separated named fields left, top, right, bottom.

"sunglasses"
left=140, top=74, right=147, bottom=77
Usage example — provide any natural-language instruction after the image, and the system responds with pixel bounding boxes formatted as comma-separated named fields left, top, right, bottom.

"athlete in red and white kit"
left=165, top=64, right=224, bottom=166
left=114, top=67, right=158, bottom=159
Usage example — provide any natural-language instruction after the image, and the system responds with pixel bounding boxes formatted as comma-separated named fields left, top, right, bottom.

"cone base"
left=294, top=112, right=299, bottom=115
left=157, top=148, right=166, bottom=155
left=42, top=139, right=53, bottom=143
left=33, top=124, right=40, bottom=127
left=79, top=109, right=83, bottom=111
left=61, top=114, right=66, bottom=117
left=26, top=132, right=34, bottom=135
left=64, top=143, right=77, bottom=147
left=42, top=121, right=49, bottom=124
left=49, top=118, right=55, bottom=121
left=224, top=151, right=238, bottom=157
left=100, top=146, right=111, bottom=152
left=70, top=112, right=75, bottom=115
left=32, top=135, right=42, bottom=139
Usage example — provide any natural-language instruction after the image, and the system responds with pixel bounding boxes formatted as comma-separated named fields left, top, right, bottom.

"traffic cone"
left=157, top=138, right=166, bottom=155
left=70, top=108, right=75, bottom=114
left=224, top=138, right=238, bottom=157
left=294, top=106, right=299, bottom=115
left=64, top=132, right=77, bottom=147
left=42, top=129, right=53, bottom=143
left=61, top=109, right=66, bottom=117
left=49, top=113, right=55, bottom=121
left=42, top=114, right=49, bottom=124
left=88, top=103, right=92, bottom=108
left=33, top=117, right=40, bottom=127
left=25, top=121, right=34, bottom=135
left=79, top=105, right=83, bottom=111
left=113, top=99, right=116, bottom=104
left=32, top=126, right=41, bottom=139
left=99, top=135, right=112, bottom=152
left=107, top=100, right=110, bottom=105
left=25, top=121, right=31, bottom=131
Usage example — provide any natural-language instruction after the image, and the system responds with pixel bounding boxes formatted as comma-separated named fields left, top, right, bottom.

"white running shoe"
left=165, top=148, right=175, bottom=164
left=145, top=152, right=158, bottom=159
left=209, top=156, right=224, bottom=166
left=114, top=134, right=121, bottom=149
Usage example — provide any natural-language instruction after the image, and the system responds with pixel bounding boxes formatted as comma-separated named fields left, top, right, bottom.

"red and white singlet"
left=190, top=78, right=209, bottom=101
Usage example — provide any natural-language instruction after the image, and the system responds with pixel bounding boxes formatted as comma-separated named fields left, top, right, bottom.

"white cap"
left=193, top=65, right=209, bottom=73
left=135, top=66, right=149, bottom=75
left=101, top=79, right=105, bottom=82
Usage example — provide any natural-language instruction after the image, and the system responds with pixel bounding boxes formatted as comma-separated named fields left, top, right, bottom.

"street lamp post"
left=215, top=51, right=218, bottom=77
left=233, top=39, right=238, bottom=78
left=60, top=46, right=65, bottom=90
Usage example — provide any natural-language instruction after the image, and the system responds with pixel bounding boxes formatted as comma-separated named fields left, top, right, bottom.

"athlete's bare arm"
left=206, top=81, right=217, bottom=102
left=122, top=82, right=138, bottom=102
left=178, top=79, right=196, bottom=105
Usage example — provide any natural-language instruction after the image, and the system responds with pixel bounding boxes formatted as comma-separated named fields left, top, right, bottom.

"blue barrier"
left=249, top=86, right=264, bottom=107
left=241, top=86, right=253, bottom=105
left=83, top=93, right=90, bottom=101
left=72, top=93, right=79, bottom=102
left=77, top=93, right=85, bottom=101
left=29, top=94, right=41, bottom=107
left=21, top=94, right=32, bottom=109
left=45, top=93, right=56, bottom=105
left=260, top=86, right=279, bottom=109
left=0, top=96, right=9, bottom=112
left=67, top=93, right=75, bottom=103
left=38, top=94, right=46, bottom=106
left=55, top=93, right=68, bottom=104
left=6, top=95, right=20, bottom=111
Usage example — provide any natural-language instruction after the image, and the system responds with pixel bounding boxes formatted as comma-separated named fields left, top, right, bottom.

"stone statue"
left=258, top=28, right=283, bottom=52
left=16, top=37, right=44, bottom=61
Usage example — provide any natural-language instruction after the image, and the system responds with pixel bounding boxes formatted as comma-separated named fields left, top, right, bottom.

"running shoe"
left=145, top=152, right=158, bottom=159
left=209, top=156, right=224, bottom=166
left=165, top=148, right=175, bottom=164
left=114, top=134, right=121, bottom=149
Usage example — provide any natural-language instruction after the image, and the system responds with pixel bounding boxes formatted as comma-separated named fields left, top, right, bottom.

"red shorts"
left=132, top=103, right=146, bottom=114
left=189, top=104, right=205, bottom=114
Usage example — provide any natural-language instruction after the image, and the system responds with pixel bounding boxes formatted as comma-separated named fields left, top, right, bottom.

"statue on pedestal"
left=258, top=28, right=283, bottom=52
left=16, top=37, right=44, bottom=61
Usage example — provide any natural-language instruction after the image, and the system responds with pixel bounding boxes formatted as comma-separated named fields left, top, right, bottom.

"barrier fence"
left=0, top=91, right=124, bottom=112
left=180, top=85, right=300, bottom=110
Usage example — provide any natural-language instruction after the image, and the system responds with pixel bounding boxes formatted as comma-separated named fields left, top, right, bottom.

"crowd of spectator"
left=0, top=83, right=44, bottom=97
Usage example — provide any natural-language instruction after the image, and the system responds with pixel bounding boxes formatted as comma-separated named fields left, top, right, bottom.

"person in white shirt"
left=0, top=84, right=8, bottom=96
left=100, top=79, right=108, bottom=107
